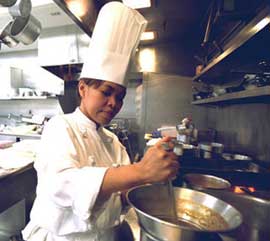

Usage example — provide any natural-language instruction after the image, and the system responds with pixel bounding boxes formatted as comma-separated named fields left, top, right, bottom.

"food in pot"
left=176, top=199, right=229, bottom=230
left=157, top=199, right=229, bottom=231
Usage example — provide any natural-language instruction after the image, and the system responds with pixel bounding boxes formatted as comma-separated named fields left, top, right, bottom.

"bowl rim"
left=126, top=184, right=243, bottom=233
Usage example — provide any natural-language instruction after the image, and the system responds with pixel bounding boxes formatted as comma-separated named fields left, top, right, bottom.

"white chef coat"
left=22, top=108, right=131, bottom=241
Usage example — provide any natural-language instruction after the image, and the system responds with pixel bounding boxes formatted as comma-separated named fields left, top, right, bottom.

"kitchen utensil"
left=161, top=141, right=180, bottom=222
left=211, top=142, right=224, bottom=154
left=127, top=184, right=242, bottom=241
left=198, top=142, right=212, bottom=159
left=166, top=181, right=178, bottom=222
left=8, top=0, right=32, bottom=18
left=0, top=0, right=16, bottom=7
left=0, top=21, right=19, bottom=48
left=222, top=153, right=252, bottom=161
left=205, top=189, right=270, bottom=241
left=10, top=14, right=41, bottom=45
left=183, top=173, right=231, bottom=190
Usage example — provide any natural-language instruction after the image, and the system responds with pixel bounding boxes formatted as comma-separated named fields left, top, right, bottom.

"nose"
left=107, top=95, right=117, bottom=108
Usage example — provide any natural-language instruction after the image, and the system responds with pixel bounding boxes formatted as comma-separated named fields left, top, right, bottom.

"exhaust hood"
left=53, top=0, right=107, bottom=37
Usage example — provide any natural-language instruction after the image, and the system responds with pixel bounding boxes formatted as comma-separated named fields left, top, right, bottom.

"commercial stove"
left=126, top=154, right=270, bottom=241
left=170, top=156, right=270, bottom=241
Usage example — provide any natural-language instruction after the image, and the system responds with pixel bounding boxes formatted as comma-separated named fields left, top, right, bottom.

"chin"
left=99, top=118, right=112, bottom=126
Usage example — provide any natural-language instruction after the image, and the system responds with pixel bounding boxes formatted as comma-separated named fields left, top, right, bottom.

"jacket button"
left=88, top=156, right=96, bottom=166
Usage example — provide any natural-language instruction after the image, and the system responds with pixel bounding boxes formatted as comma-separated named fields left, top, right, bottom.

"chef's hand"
left=137, top=137, right=180, bottom=184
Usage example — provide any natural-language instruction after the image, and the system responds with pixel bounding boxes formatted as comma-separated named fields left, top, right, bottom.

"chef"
left=22, top=2, right=179, bottom=241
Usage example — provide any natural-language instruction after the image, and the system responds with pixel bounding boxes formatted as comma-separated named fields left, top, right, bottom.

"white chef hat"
left=80, top=1, right=147, bottom=87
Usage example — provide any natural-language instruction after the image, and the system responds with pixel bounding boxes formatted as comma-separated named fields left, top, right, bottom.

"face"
left=79, top=80, right=126, bottom=126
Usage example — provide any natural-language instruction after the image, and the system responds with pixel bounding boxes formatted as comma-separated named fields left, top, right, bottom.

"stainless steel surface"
left=233, top=154, right=252, bottom=161
left=127, top=184, right=242, bottom=241
left=0, top=200, right=25, bottom=241
left=205, top=189, right=270, bottom=241
left=222, top=153, right=252, bottom=161
left=53, top=0, right=212, bottom=45
left=8, top=0, right=32, bottom=18
left=167, top=181, right=178, bottom=222
left=193, top=4, right=270, bottom=83
left=160, top=142, right=179, bottom=221
left=0, top=0, right=16, bottom=7
left=140, top=227, right=223, bottom=241
left=10, top=14, right=41, bottom=45
left=0, top=21, right=19, bottom=47
left=183, top=174, right=231, bottom=190
left=211, top=142, right=224, bottom=154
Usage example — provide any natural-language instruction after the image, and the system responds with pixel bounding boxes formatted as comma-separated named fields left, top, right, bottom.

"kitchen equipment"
left=183, top=173, right=231, bottom=190
left=198, top=142, right=212, bottom=159
left=222, top=153, right=252, bottom=170
left=205, top=189, right=270, bottom=241
left=10, top=14, right=41, bottom=45
left=211, top=142, right=224, bottom=154
left=222, top=153, right=252, bottom=161
left=182, top=144, right=200, bottom=158
left=8, top=0, right=31, bottom=18
left=160, top=141, right=181, bottom=221
left=0, top=21, right=19, bottom=48
left=0, top=0, right=16, bottom=7
left=127, top=184, right=242, bottom=241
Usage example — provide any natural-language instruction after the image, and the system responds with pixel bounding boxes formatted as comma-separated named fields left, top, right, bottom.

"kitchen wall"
left=192, top=103, right=270, bottom=161
left=136, top=41, right=270, bottom=163
left=1, top=33, right=270, bottom=162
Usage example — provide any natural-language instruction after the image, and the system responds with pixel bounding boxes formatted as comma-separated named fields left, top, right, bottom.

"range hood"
left=53, top=0, right=109, bottom=37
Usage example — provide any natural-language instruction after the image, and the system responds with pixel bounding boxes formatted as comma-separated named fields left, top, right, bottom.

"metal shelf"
left=192, top=85, right=270, bottom=105
left=193, top=5, right=270, bottom=83
left=0, top=96, right=54, bottom=100
left=0, top=132, right=41, bottom=139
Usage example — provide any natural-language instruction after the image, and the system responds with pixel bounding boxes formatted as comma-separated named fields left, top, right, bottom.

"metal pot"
left=0, top=21, right=19, bottom=48
left=183, top=173, right=231, bottom=190
left=0, top=0, right=16, bottom=7
left=211, top=142, right=224, bottom=154
left=127, top=184, right=242, bottom=241
left=205, top=189, right=270, bottom=241
left=222, top=153, right=252, bottom=161
left=10, top=14, right=41, bottom=45
left=8, top=0, right=32, bottom=18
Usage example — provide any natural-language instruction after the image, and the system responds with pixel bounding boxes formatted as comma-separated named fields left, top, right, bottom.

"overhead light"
left=66, top=1, right=85, bottom=18
left=122, top=0, right=151, bottom=9
left=139, top=48, right=156, bottom=72
left=140, top=31, right=156, bottom=41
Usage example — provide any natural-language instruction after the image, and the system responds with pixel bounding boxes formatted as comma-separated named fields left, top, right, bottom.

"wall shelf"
left=0, top=132, right=41, bottom=139
left=193, top=4, right=270, bottom=84
left=192, top=85, right=270, bottom=105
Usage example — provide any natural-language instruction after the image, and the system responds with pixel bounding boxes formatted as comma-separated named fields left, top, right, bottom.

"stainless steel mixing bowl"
left=127, top=183, right=242, bottom=241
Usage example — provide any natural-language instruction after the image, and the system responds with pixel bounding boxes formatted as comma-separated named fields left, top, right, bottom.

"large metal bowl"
left=183, top=173, right=231, bottom=190
left=127, top=184, right=242, bottom=241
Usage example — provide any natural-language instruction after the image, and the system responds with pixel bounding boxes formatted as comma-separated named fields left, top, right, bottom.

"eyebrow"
left=101, top=84, right=126, bottom=94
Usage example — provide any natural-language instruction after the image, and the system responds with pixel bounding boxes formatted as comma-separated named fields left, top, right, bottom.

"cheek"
left=115, top=101, right=123, bottom=112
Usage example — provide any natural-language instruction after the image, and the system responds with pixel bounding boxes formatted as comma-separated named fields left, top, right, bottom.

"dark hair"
left=80, top=78, right=103, bottom=88
left=77, top=78, right=103, bottom=103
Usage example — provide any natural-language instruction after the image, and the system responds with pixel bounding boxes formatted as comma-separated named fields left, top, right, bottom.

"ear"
left=78, top=80, right=87, bottom=98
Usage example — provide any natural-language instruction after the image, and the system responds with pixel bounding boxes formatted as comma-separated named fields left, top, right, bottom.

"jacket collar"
left=74, top=107, right=99, bottom=130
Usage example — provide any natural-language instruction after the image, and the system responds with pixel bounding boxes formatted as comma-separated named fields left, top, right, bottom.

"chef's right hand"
left=137, top=137, right=180, bottom=184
